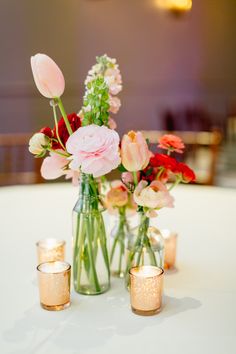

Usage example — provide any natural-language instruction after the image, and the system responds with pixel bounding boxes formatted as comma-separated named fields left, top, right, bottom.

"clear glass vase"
left=109, top=207, right=133, bottom=278
left=125, top=211, right=164, bottom=286
left=73, top=173, right=110, bottom=295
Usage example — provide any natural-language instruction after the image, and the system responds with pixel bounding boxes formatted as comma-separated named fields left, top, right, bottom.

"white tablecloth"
left=0, top=183, right=236, bottom=354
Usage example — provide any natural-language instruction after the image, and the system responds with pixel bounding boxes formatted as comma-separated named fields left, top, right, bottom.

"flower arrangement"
left=29, top=53, right=122, bottom=294
left=119, top=131, right=195, bottom=278
left=29, top=52, right=195, bottom=292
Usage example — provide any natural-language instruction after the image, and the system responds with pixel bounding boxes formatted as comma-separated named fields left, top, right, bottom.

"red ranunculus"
left=150, top=153, right=177, bottom=171
left=40, top=126, right=53, bottom=138
left=52, top=113, right=81, bottom=149
left=173, top=162, right=196, bottom=182
left=141, top=166, right=156, bottom=182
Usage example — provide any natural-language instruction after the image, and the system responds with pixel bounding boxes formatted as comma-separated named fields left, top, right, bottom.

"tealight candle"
left=129, top=265, right=164, bottom=316
left=37, top=261, right=71, bottom=311
left=161, top=229, right=177, bottom=270
left=36, top=238, right=65, bottom=264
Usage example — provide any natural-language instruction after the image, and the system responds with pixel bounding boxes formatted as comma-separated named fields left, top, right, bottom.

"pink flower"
left=40, top=151, right=80, bottom=185
left=121, top=171, right=140, bottom=185
left=109, top=96, right=121, bottom=114
left=158, top=134, right=185, bottom=153
left=104, top=68, right=122, bottom=95
left=106, top=180, right=128, bottom=208
left=134, top=180, right=174, bottom=211
left=41, top=150, right=68, bottom=179
left=31, top=54, right=65, bottom=98
left=66, top=124, right=121, bottom=178
left=108, top=117, right=117, bottom=130
left=121, top=131, right=150, bottom=172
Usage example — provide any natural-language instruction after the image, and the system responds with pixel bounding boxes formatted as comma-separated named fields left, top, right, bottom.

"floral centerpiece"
left=120, top=132, right=195, bottom=283
left=29, top=53, right=122, bottom=294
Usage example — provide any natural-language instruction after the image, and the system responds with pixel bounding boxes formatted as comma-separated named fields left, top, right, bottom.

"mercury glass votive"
left=37, top=261, right=71, bottom=311
left=129, top=265, right=164, bottom=316
left=162, top=229, right=177, bottom=270
left=36, top=238, right=65, bottom=264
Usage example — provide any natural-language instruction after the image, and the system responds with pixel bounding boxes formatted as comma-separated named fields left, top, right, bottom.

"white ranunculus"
left=29, top=133, right=50, bottom=155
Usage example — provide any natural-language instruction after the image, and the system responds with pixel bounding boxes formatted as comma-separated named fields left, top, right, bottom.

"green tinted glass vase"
left=73, top=173, right=110, bottom=295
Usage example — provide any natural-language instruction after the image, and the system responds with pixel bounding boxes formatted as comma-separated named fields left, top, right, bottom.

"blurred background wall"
left=1, top=0, right=236, bottom=136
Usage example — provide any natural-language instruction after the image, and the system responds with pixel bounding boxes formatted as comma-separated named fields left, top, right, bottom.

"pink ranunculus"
left=134, top=180, right=174, bottom=210
left=40, top=150, right=68, bottom=179
left=109, top=96, right=121, bottom=114
left=66, top=124, right=121, bottom=178
left=158, top=134, right=185, bottom=154
left=121, top=131, right=150, bottom=172
left=31, top=54, right=65, bottom=98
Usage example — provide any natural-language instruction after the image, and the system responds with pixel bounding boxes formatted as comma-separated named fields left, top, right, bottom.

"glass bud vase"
left=73, top=173, right=110, bottom=295
left=125, top=211, right=164, bottom=286
left=109, top=207, right=133, bottom=278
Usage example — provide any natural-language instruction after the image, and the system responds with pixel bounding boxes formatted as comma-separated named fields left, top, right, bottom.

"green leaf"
left=118, top=164, right=127, bottom=172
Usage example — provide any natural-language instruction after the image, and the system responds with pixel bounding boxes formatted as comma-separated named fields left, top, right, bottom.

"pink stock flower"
left=158, top=134, right=185, bottom=153
left=108, top=117, right=117, bottom=130
left=134, top=180, right=174, bottom=211
left=31, top=54, right=65, bottom=98
left=121, top=131, right=150, bottom=172
left=109, top=96, right=121, bottom=114
left=66, top=124, right=121, bottom=178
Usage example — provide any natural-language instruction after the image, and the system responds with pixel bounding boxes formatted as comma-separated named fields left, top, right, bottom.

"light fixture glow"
left=156, top=0, right=192, bottom=14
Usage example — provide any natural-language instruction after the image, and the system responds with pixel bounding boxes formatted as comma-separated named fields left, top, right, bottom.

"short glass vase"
left=125, top=211, right=164, bottom=287
left=109, top=207, right=134, bottom=278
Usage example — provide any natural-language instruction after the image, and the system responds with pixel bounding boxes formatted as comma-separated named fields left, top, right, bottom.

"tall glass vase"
left=125, top=211, right=164, bottom=286
left=109, top=207, right=132, bottom=278
left=73, top=173, right=110, bottom=295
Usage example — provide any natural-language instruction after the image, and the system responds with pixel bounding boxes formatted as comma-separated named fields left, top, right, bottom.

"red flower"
left=52, top=113, right=81, bottom=149
left=40, top=126, right=53, bottom=138
left=173, top=162, right=196, bottom=182
left=150, top=153, right=177, bottom=171
left=158, top=134, right=185, bottom=153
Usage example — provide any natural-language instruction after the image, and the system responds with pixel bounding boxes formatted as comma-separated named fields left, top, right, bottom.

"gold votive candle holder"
left=36, top=238, right=65, bottom=264
left=129, top=265, right=164, bottom=316
left=162, top=229, right=177, bottom=270
left=37, top=261, right=71, bottom=311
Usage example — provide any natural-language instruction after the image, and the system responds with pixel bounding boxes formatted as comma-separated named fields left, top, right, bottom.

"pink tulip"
left=121, top=131, right=150, bottom=172
left=31, top=54, right=65, bottom=98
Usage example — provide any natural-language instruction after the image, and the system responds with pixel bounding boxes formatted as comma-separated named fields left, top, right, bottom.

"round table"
left=0, top=183, right=236, bottom=354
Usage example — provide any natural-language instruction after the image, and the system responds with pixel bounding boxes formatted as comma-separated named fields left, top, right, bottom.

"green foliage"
left=82, top=76, right=110, bottom=127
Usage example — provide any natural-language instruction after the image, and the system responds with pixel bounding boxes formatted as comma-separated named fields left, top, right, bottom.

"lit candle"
left=129, top=265, right=164, bottom=316
left=162, top=229, right=177, bottom=270
left=37, top=261, right=71, bottom=311
left=36, top=238, right=65, bottom=264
